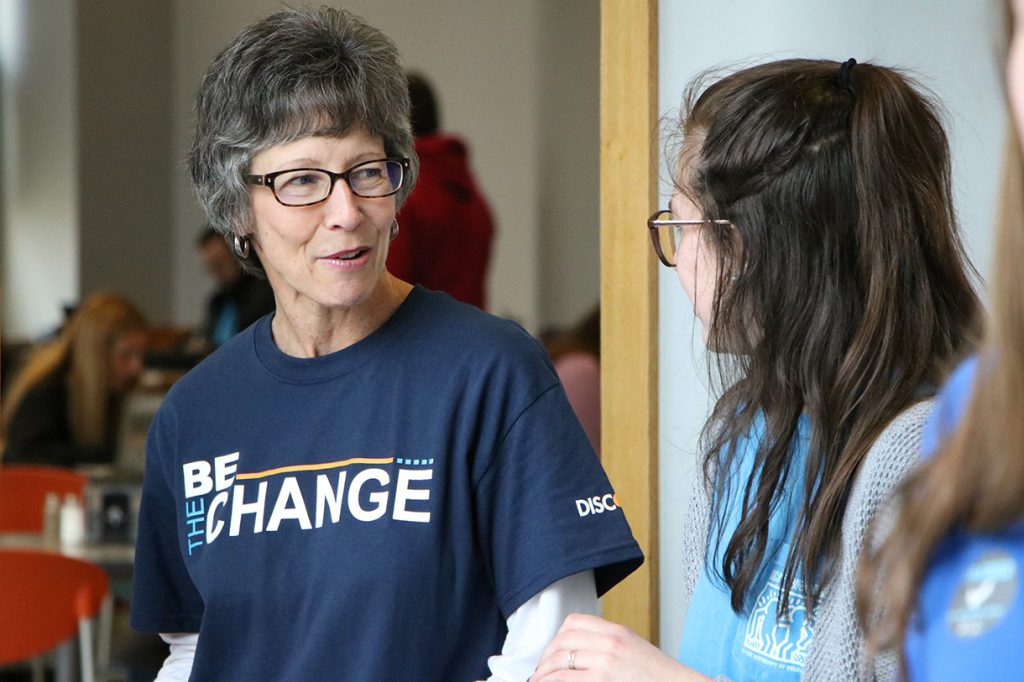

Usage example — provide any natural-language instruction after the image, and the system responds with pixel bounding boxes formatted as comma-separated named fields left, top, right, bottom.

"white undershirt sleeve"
left=154, top=632, right=198, bottom=682
left=154, top=570, right=596, bottom=682
left=482, top=570, right=598, bottom=682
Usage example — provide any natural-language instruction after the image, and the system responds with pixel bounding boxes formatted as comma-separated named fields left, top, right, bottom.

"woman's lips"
left=319, top=247, right=371, bottom=268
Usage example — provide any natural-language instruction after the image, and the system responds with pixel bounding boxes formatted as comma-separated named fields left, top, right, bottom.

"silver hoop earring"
left=233, top=234, right=251, bottom=260
left=389, top=219, right=400, bottom=241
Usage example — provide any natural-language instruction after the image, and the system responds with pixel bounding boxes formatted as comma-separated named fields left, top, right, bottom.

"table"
left=0, top=533, right=134, bottom=568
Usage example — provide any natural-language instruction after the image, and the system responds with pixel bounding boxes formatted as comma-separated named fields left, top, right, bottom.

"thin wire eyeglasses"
left=647, top=209, right=731, bottom=267
left=244, top=158, right=410, bottom=206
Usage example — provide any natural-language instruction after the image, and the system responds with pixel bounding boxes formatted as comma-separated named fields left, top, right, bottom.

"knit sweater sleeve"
left=802, top=399, right=933, bottom=681
left=678, top=466, right=713, bottom=636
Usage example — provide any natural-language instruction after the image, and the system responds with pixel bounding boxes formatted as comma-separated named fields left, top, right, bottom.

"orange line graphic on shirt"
left=235, top=456, right=395, bottom=480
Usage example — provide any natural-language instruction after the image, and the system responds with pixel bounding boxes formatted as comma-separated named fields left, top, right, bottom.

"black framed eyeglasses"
left=647, top=209, right=731, bottom=267
left=244, top=158, right=410, bottom=206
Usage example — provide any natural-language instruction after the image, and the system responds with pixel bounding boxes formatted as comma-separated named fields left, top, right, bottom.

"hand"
left=530, top=613, right=711, bottom=681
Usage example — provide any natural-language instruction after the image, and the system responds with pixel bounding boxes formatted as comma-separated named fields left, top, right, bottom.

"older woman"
left=2, top=291, right=147, bottom=466
left=129, top=7, right=642, bottom=681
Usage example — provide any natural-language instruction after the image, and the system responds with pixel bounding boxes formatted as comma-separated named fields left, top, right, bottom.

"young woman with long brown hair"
left=532, top=57, right=979, bottom=681
left=2, top=291, right=147, bottom=466
left=858, top=3, right=1024, bottom=678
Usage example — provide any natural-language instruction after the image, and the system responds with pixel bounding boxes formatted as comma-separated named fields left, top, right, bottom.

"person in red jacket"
left=386, top=72, right=495, bottom=309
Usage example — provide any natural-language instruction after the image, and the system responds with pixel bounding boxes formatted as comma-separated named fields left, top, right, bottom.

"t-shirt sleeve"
left=922, top=356, right=978, bottom=459
left=130, top=405, right=205, bottom=633
left=472, top=383, right=643, bottom=618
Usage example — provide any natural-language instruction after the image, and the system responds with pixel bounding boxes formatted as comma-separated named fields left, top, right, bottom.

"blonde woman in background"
left=858, top=2, right=1024, bottom=678
left=2, top=291, right=147, bottom=466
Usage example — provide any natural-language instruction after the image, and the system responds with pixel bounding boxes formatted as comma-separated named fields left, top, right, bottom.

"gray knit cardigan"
left=677, top=400, right=933, bottom=682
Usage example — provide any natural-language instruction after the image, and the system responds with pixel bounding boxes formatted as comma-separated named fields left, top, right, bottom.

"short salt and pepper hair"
left=188, top=6, right=418, bottom=273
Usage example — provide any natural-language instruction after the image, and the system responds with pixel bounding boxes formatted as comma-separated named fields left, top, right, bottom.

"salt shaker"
left=59, top=493, right=86, bottom=547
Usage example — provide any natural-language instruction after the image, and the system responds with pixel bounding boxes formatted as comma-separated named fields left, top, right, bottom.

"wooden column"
left=599, top=0, right=659, bottom=642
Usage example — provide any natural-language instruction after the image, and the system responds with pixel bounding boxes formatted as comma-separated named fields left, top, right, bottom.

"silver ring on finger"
left=568, top=649, right=577, bottom=670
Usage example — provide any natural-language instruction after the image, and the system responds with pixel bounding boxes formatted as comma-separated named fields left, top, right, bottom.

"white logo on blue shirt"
left=180, top=452, right=435, bottom=556
left=741, top=570, right=814, bottom=672
left=947, top=551, right=1019, bottom=638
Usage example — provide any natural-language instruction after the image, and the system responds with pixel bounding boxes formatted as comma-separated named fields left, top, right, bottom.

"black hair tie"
left=837, top=57, right=857, bottom=92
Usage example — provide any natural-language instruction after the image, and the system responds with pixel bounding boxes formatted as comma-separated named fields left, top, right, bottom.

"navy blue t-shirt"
left=130, top=287, right=643, bottom=681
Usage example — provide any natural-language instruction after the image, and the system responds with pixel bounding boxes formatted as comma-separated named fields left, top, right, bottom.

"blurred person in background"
left=859, top=1, right=1024, bottom=678
left=1, top=291, right=147, bottom=466
left=195, top=226, right=275, bottom=349
left=386, top=71, right=495, bottom=309
left=544, top=305, right=601, bottom=457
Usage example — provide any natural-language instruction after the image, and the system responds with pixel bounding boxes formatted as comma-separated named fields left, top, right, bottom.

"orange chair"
left=0, top=548, right=110, bottom=682
left=0, top=465, right=88, bottom=533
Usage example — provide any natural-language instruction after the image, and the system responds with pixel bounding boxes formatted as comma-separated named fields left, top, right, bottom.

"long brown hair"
left=2, top=292, right=147, bottom=449
left=858, top=119, right=1024, bottom=651
left=677, top=59, right=979, bottom=615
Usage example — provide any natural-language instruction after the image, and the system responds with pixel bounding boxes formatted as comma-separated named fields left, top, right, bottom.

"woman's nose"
left=322, top=179, right=363, bottom=230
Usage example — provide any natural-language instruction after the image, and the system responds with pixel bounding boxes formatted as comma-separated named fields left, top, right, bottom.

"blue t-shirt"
left=679, top=415, right=814, bottom=681
left=904, top=357, right=1024, bottom=681
left=130, top=287, right=643, bottom=681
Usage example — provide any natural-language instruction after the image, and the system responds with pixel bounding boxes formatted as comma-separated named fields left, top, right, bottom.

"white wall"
left=77, top=0, right=175, bottom=325
left=537, top=1, right=601, bottom=329
left=657, top=0, right=1005, bottom=652
left=1, top=0, right=176, bottom=339
left=1, top=0, right=80, bottom=338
